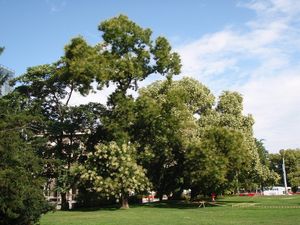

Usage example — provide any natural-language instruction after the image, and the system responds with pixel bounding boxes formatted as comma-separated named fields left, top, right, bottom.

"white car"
left=263, top=186, right=291, bottom=195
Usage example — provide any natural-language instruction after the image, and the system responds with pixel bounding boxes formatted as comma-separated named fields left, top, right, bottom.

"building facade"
left=0, top=65, right=14, bottom=96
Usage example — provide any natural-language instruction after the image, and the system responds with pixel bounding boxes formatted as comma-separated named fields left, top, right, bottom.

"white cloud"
left=68, top=83, right=115, bottom=106
left=177, top=0, right=300, bottom=152
left=240, top=70, right=300, bottom=152
left=45, top=0, right=67, bottom=13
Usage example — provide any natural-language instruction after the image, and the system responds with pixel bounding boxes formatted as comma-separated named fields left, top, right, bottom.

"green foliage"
left=186, top=127, right=251, bottom=195
left=133, top=77, right=214, bottom=198
left=255, top=139, right=269, bottom=166
left=196, top=90, right=276, bottom=192
left=99, top=15, right=180, bottom=83
left=97, top=15, right=181, bottom=148
left=3, top=15, right=291, bottom=216
left=216, top=91, right=243, bottom=115
left=62, top=37, right=104, bottom=95
left=282, top=149, right=300, bottom=190
left=76, top=142, right=150, bottom=208
left=254, top=139, right=280, bottom=188
left=14, top=37, right=108, bottom=209
left=270, top=149, right=300, bottom=191
left=0, top=93, right=51, bottom=225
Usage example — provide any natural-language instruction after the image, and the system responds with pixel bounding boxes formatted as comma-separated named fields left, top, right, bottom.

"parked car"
left=263, top=186, right=291, bottom=195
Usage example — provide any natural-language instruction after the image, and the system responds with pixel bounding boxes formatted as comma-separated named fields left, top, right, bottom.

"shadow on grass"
left=70, top=201, right=200, bottom=212
left=132, top=200, right=227, bottom=209
left=70, top=204, right=120, bottom=212
left=137, top=201, right=199, bottom=209
left=69, top=199, right=236, bottom=212
left=219, top=200, right=255, bottom=204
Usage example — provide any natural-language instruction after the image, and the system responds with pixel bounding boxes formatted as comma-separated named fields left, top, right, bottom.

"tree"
left=77, top=15, right=182, bottom=201
left=0, top=92, right=51, bottom=225
left=76, top=142, right=150, bottom=208
left=97, top=14, right=181, bottom=144
left=133, top=77, right=214, bottom=199
left=270, top=149, right=300, bottom=192
left=14, top=37, right=104, bottom=210
left=186, top=127, right=251, bottom=197
left=195, top=91, right=272, bottom=193
left=254, top=139, right=280, bottom=190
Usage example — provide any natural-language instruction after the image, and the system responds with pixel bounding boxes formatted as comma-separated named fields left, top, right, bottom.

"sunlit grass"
left=41, top=195, right=300, bottom=225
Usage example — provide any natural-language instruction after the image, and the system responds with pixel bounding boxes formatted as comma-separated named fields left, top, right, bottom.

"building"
left=0, top=64, right=14, bottom=96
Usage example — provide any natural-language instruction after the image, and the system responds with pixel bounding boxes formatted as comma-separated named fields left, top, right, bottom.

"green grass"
left=41, top=195, right=300, bottom=225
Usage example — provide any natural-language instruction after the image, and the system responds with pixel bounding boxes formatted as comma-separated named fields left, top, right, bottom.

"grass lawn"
left=40, top=195, right=300, bottom=225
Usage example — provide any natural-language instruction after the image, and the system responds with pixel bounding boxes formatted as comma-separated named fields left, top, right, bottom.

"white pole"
left=282, top=157, right=288, bottom=195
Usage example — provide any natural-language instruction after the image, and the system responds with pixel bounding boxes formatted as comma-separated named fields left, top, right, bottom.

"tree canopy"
left=1, top=15, right=290, bottom=220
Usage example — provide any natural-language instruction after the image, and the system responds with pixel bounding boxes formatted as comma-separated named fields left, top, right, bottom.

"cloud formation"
left=45, top=0, right=67, bottom=13
left=177, top=0, right=300, bottom=152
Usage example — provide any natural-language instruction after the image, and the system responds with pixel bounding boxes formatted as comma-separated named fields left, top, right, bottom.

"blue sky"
left=1, top=0, right=300, bottom=152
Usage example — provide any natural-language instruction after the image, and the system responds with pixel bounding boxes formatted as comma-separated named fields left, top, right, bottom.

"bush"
left=0, top=167, right=52, bottom=225
left=0, top=124, right=52, bottom=224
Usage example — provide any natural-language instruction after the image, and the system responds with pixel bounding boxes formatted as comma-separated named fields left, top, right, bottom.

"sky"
left=0, top=0, right=299, bottom=153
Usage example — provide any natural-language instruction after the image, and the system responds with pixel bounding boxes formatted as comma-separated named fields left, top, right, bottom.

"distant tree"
left=255, top=139, right=269, bottom=166
left=76, top=142, right=150, bottom=208
left=281, top=149, right=300, bottom=192
left=269, top=153, right=283, bottom=184
left=269, top=149, right=300, bottom=192
left=254, top=139, right=280, bottom=190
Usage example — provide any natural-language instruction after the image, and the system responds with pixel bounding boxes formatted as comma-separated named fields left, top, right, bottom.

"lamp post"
left=282, top=156, right=288, bottom=195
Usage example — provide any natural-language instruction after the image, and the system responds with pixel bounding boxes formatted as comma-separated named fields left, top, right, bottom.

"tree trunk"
left=190, top=187, right=199, bottom=201
left=157, top=192, right=164, bottom=201
left=61, top=192, right=69, bottom=210
left=121, top=195, right=129, bottom=209
left=171, top=187, right=184, bottom=200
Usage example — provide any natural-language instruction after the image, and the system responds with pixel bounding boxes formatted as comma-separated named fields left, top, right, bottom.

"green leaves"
left=99, top=15, right=152, bottom=55
left=186, top=127, right=250, bottom=195
left=2, top=14, right=286, bottom=213
left=270, top=149, right=300, bottom=191
left=98, top=14, right=181, bottom=92
left=152, top=37, right=181, bottom=77
left=77, top=142, right=150, bottom=204
left=63, top=37, right=104, bottom=95
left=0, top=94, right=51, bottom=225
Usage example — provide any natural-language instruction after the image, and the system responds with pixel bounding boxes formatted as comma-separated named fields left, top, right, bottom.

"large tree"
left=78, top=15, right=182, bottom=202
left=186, top=127, right=251, bottom=196
left=97, top=15, right=181, bottom=144
left=193, top=91, right=274, bottom=194
left=133, top=77, right=214, bottom=199
left=14, top=37, right=104, bottom=210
